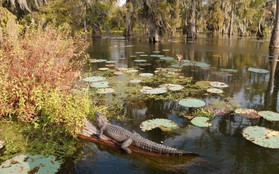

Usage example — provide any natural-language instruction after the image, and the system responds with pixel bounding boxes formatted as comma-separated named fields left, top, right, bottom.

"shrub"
left=0, top=13, right=90, bottom=136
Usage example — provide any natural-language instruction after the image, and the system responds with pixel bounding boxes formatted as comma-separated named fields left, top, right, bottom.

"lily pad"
left=98, top=67, right=109, bottom=71
left=242, top=126, right=279, bottom=149
left=162, top=49, right=170, bottom=52
left=209, top=81, right=229, bottom=88
left=134, top=59, right=147, bottom=63
left=105, top=60, right=116, bottom=64
left=153, top=51, right=161, bottom=54
left=113, top=71, right=126, bottom=76
left=140, top=118, right=179, bottom=132
left=235, top=108, right=260, bottom=119
left=96, top=88, right=115, bottom=94
left=207, top=88, right=223, bottom=94
left=0, top=154, right=61, bottom=174
left=195, top=62, right=210, bottom=68
left=140, top=86, right=167, bottom=94
left=191, top=117, right=212, bottom=127
left=248, top=67, right=269, bottom=74
left=139, top=54, right=149, bottom=57
left=89, top=59, right=106, bottom=63
left=258, top=111, right=279, bottom=121
left=126, top=69, right=139, bottom=74
left=178, top=98, right=206, bottom=108
left=139, top=73, right=154, bottom=77
left=130, top=55, right=137, bottom=58
left=135, top=51, right=145, bottom=54
left=150, top=54, right=164, bottom=58
left=160, top=57, right=174, bottom=61
left=220, top=68, right=238, bottom=73
left=90, top=81, right=109, bottom=88
left=83, top=76, right=106, bottom=82
left=160, top=84, right=184, bottom=91
left=129, top=79, right=142, bottom=84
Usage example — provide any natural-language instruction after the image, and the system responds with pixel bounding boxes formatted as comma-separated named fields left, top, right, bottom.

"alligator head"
left=94, top=112, right=108, bottom=128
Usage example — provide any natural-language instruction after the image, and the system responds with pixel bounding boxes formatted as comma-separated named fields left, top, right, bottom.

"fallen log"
left=78, top=120, right=199, bottom=157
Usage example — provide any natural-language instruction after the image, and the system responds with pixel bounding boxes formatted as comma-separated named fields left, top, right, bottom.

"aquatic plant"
left=248, top=67, right=269, bottom=74
left=258, top=111, right=279, bottom=121
left=178, top=98, right=206, bottom=108
left=190, top=117, right=212, bottom=127
left=160, top=84, right=184, bottom=91
left=192, top=108, right=215, bottom=120
left=140, top=118, right=179, bottom=132
left=140, top=86, right=167, bottom=95
left=234, top=108, right=260, bottom=119
left=195, top=81, right=211, bottom=89
left=0, top=154, right=61, bottom=173
left=242, top=126, right=279, bottom=149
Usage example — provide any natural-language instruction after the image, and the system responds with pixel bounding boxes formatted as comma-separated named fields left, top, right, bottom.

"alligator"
left=94, top=112, right=198, bottom=156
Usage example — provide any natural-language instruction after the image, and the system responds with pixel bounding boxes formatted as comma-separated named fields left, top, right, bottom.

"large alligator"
left=94, top=112, right=198, bottom=156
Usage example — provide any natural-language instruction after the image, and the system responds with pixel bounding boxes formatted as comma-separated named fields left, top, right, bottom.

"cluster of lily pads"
left=0, top=154, right=61, bottom=173
left=85, top=49, right=276, bottom=149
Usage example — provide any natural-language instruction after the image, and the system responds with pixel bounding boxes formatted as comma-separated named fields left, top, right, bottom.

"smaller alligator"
left=94, top=112, right=198, bottom=156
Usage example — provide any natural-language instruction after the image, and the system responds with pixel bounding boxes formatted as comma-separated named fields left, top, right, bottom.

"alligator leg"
left=98, top=125, right=106, bottom=138
left=121, top=138, right=133, bottom=154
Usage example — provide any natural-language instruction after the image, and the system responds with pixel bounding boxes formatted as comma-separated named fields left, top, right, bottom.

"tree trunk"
left=92, top=26, right=102, bottom=38
left=270, top=0, right=279, bottom=48
left=228, top=4, right=234, bottom=37
left=123, top=2, right=132, bottom=37
left=149, top=22, right=159, bottom=43
left=187, top=0, right=196, bottom=40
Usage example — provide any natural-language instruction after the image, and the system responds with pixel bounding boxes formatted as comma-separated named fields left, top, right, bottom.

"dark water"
left=74, top=36, right=279, bottom=174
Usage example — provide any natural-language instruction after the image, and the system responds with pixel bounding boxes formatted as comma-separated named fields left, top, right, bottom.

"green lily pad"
left=248, top=67, right=269, bottom=74
left=140, top=86, right=167, bottom=94
left=83, top=76, right=106, bottom=82
left=126, top=69, right=139, bottom=74
left=129, top=79, right=142, bottom=84
left=130, top=55, right=137, bottom=58
left=90, top=81, right=109, bottom=88
left=140, top=118, right=179, bottom=132
left=135, top=51, right=145, bottom=54
left=235, top=108, right=260, bottom=119
left=160, top=57, right=174, bottom=61
left=153, top=51, right=161, bottom=54
left=191, top=117, right=212, bottom=127
left=88, top=59, right=106, bottom=63
left=0, top=154, right=61, bottom=174
left=139, top=54, right=149, bottom=57
left=209, top=81, right=229, bottom=88
left=98, top=67, right=109, bottom=71
left=178, top=98, right=205, bottom=108
left=258, top=111, right=279, bottom=121
left=96, top=88, right=115, bottom=94
left=162, top=49, right=170, bottom=52
left=220, top=68, right=238, bottom=73
left=105, top=60, right=116, bottom=64
left=134, top=59, right=147, bottom=63
left=139, top=73, right=154, bottom=77
left=207, top=88, right=223, bottom=94
left=195, top=62, right=210, bottom=68
left=242, top=126, right=279, bottom=149
left=150, top=54, right=164, bottom=58
left=160, top=84, right=184, bottom=91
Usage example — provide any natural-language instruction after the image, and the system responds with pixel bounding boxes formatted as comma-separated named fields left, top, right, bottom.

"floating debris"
left=209, top=81, right=229, bottom=88
left=0, top=154, right=61, bottom=174
left=83, top=76, right=106, bottom=82
left=248, top=67, right=269, bottom=74
left=178, top=98, right=206, bottom=108
left=140, top=118, right=179, bottom=132
left=242, top=126, right=279, bottom=149
left=191, top=116, right=212, bottom=127
left=207, top=88, right=223, bottom=94
left=258, top=111, right=279, bottom=121
left=234, top=108, right=260, bottom=119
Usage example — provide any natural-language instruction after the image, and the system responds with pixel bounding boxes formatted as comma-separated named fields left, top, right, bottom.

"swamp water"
left=72, top=37, right=279, bottom=174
